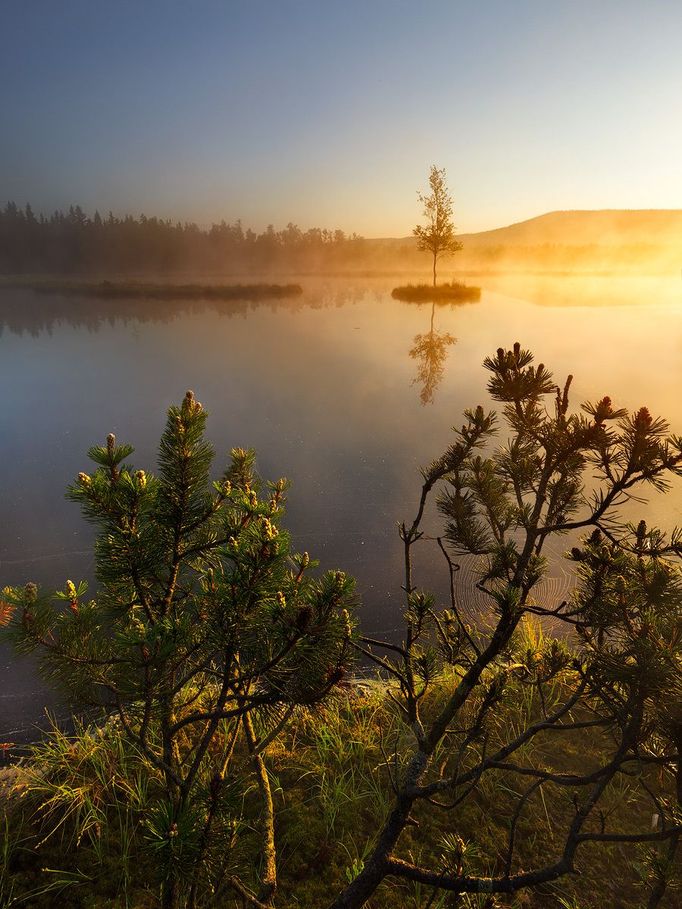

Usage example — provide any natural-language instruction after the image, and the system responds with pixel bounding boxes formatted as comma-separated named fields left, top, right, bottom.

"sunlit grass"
left=1, top=660, right=670, bottom=908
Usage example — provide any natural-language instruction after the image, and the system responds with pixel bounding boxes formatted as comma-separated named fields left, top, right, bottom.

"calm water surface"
left=2, top=275, right=682, bottom=741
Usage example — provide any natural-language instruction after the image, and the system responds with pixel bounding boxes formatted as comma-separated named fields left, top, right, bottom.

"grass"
left=1, top=671, right=678, bottom=908
left=391, top=281, right=481, bottom=302
left=0, top=277, right=303, bottom=300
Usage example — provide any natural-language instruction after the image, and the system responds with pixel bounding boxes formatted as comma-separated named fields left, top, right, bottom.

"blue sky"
left=2, top=1, right=682, bottom=234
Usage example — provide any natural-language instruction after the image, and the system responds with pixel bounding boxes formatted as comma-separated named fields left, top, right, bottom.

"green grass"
left=391, top=281, right=481, bottom=302
left=0, top=277, right=303, bottom=300
left=1, top=675, right=678, bottom=908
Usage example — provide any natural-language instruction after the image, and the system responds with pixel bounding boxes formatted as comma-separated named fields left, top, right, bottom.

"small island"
left=391, top=280, right=481, bottom=302
left=0, top=278, right=303, bottom=301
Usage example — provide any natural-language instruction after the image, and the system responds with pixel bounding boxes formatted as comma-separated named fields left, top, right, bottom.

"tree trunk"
left=646, top=833, right=679, bottom=908
left=432, top=252, right=437, bottom=287
left=244, top=712, right=277, bottom=905
left=327, top=753, right=428, bottom=909
left=326, top=805, right=406, bottom=909
left=162, top=876, right=179, bottom=909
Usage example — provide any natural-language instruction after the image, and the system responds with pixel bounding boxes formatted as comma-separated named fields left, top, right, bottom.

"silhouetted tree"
left=0, top=201, right=366, bottom=276
left=413, top=165, right=463, bottom=286
left=330, top=343, right=682, bottom=909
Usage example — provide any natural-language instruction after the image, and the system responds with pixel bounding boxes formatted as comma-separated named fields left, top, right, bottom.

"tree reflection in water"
left=409, top=302, right=456, bottom=405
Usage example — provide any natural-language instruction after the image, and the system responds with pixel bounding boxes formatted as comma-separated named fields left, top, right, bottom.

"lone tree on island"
left=413, top=164, right=463, bottom=286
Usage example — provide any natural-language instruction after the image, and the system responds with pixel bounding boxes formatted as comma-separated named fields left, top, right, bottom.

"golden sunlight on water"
left=1, top=274, right=682, bottom=736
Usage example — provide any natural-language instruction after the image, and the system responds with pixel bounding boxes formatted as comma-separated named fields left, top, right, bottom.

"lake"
left=2, top=274, right=682, bottom=744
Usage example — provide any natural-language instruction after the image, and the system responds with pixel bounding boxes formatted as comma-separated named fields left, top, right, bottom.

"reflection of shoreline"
left=1, top=278, right=303, bottom=300
left=0, top=281, right=478, bottom=337
left=0, top=284, right=372, bottom=336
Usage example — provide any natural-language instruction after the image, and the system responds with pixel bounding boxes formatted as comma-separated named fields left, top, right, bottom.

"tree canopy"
left=413, top=165, right=463, bottom=286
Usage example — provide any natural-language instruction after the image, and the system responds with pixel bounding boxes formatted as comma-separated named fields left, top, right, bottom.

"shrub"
left=1, top=392, right=357, bottom=909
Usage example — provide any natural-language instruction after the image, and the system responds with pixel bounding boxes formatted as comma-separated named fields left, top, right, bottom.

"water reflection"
left=0, top=283, right=369, bottom=337
left=409, top=302, right=457, bottom=405
left=2, top=276, right=682, bottom=744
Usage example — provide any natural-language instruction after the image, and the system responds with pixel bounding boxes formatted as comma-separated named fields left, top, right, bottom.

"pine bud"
left=228, top=536, right=238, bottom=551
left=66, top=580, right=78, bottom=613
left=132, top=617, right=145, bottom=635
left=135, top=470, right=147, bottom=490
left=301, top=552, right=310, bottom=569
left=276, top=591, right=286, bottom=609
left=24, top=582, right=37, bottom=604
left=107, top=433, right=116, bottom=455
left=182, top=389, right=203, bottom=415
left=260, top=517, right=277, bottom=541
left=635, top=407, right=653, bottom=431
left=78, top=472, right=92, bottom=487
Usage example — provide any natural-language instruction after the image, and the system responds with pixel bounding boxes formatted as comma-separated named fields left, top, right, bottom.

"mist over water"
left=2, top=274, right=682, bottom=741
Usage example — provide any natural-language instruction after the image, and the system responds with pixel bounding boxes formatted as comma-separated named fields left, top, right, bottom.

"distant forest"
left=3, top=201, right=682, bottom=276
left=0, top=201, right=370, bottom=275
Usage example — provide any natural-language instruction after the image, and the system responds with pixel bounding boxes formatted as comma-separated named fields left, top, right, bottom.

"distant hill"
left=458, top=209, right=682, bottom=248
left=367, top=210, right=682, bottom=274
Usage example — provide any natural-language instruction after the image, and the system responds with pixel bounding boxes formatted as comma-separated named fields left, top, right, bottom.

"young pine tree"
left=2, top=391, right=357, bottom=909
left=330, top=344, right=682, bottom=909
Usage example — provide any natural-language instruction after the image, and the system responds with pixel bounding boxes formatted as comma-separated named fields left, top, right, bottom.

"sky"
left=2, top=0, right=682, bottom=236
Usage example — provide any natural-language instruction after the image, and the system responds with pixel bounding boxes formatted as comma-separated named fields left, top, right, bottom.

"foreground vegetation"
left=1, top=345, right=681, bottom=908
left=3, top=663, right=678, bottom=908
left=391, top=281, right=481, bottom=302
left=0, top=278, right=303, bottom=300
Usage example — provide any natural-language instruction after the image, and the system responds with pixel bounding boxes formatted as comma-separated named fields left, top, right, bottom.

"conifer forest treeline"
left=0, top=202, right=366, bottom=275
